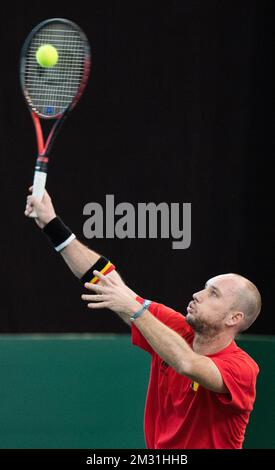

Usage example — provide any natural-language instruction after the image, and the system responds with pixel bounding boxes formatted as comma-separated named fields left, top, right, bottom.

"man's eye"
left=211, top=290, right=217, bottom=296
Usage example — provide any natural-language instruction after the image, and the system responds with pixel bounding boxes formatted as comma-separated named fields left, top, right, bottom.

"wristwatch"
left=130, top=299, right=152, bottom=322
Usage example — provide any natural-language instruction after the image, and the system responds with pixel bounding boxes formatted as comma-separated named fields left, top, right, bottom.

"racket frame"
left=20, top=18, right=91, bottom=215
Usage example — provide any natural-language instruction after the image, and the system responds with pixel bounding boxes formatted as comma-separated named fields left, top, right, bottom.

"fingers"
left=27, top=195, right=36, bottom=203
left=25, top=196, right=34, bottom=216
left=26, top=189, right=40, bottom=216
left=93, top=270, right=115, bottom=285
left=26, top=195, right=40, bottom=206
left=82, top=281, right=111, bottom=309
left=24, top=207, right=33, bottom=216
left=94, top=270, right=108, bottom=284
left=82, top=294, right=108, bottom=302
left=24, top=207, right=32, bottom=216
left=81, top=290, right=110, bottom=309
left=84, top=281, right=109, bottom=293
left=87, top=301, right=109, bottom=309
left=24, top=195, right=39, bottom=216
left=82, top=271, right=124, bottom=313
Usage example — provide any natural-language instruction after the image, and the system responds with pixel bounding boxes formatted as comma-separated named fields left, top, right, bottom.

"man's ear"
left=226, top=311, right=244, bottom=327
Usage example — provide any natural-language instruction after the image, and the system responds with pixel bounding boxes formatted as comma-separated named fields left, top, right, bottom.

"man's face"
left=186, top=275, right=241, bottom=336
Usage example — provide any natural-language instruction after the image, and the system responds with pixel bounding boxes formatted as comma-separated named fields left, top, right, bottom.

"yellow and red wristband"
left=81, top=256, right=116, bottom=284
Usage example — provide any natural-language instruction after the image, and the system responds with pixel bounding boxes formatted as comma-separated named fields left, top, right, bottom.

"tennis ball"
left=36, top=44, right=58, bottom=68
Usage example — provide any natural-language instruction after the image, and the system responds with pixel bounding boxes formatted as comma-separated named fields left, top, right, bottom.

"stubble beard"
left=186, top=312, right=224, bottom=337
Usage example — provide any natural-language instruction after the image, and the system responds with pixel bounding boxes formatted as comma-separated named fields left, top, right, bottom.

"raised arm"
left=24, top=189, right=136, bottom=324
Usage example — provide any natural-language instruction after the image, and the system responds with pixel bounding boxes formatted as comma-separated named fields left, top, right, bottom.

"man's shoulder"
left=216, top=340, right=259, bottom=375
left=234, top=342, right=260, bottom=373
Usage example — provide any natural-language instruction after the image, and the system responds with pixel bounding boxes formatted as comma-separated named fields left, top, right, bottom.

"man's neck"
left=192, top=333, right=234, bottom=356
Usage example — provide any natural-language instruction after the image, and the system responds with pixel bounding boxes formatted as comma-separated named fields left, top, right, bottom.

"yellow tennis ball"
left=36, top=44, right=58, bottom=68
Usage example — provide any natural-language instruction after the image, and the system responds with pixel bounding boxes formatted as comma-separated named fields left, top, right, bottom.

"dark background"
left=0, top=1, right=273, bottom=334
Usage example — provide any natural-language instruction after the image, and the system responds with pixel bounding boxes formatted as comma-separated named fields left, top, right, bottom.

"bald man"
left=25, top=190, right=261, bottom=449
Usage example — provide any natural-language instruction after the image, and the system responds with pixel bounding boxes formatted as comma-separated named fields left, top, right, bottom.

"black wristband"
left=43, top=216, right=76, bottom=252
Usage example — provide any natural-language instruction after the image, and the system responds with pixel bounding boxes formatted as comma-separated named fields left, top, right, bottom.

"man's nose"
left=193, top=290, right=204, bottom=303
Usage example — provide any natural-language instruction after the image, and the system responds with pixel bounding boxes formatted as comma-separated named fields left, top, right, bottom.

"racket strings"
left=24, top=22, right=88, bottom=116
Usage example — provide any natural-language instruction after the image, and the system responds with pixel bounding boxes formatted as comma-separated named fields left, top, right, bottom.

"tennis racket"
left=20, top=18, right=91, bottom=217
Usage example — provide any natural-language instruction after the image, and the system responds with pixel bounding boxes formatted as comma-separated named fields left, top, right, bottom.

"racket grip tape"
left=30, top=170, right=47, bottom=218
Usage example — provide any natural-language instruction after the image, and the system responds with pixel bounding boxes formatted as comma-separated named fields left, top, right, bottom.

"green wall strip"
left=0, top=335, right=273, bottom=449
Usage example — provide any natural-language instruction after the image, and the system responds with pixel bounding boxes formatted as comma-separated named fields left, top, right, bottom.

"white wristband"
left=130, top=299, right=152, bottom=322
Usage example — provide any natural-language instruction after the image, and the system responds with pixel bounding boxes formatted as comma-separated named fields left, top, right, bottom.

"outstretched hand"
left=82, top=270, right=140, bottom=317
left=25, top=186, right=56, bottom=228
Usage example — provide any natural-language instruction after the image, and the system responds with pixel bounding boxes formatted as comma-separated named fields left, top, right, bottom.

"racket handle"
left=30, top=171, right=47, bottom=218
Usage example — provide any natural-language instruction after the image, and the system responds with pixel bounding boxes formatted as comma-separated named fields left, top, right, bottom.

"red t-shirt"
left=132, top=298, right=259, bottom=449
